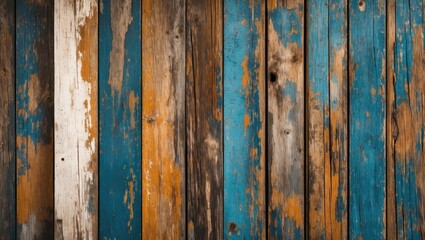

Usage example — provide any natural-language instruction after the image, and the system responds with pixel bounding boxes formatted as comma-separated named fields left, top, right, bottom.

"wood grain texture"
left=349, top=0, right=386, bottom=239
left=16, top=0, right=54, bottom=239
left=0, top=0, right=15, bottom=238
left=389, top=0, right=425, bottom=238
left=267, top=0, right=305, bottom=238
left=99, top=0, right=141, bottom=238
left=223, top=0, right=266, bottom=238
left=54, top=0, right=98, bottom=238
left=142, top=0, right=186, bottom=239
left=186, top=0, right=223, bottom=238
left=307, top=0, right=348, bottom=238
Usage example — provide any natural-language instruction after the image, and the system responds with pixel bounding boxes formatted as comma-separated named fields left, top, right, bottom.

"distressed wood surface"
left=223, top=0, right=266, bottom=238
left=0, top=0, right=15, bottom=238
left=267, top=0, right=305, bottom=238
left=16, top=0, right=54, bottom=239
left=349, top=0, right=386, bottom=239
left=142, top=0, right=186, bottom=239
left=389, top=0, right=425, bottom=238
left=54, top=0, right=98, bottom=239
left=186, top=0, right=223, bottom=238
left=99, top=0, right=141, bottom=238
left=307, top=0, right=348, bottom=239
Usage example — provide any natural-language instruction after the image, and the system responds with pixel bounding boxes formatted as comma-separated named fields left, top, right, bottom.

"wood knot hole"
left=358, top=0, right=365, bottom=11
left=269, top=72, right=277, bottom=83
left=228, top=222, right=237, bottom=232
left=61, top=158, right=64, bottom=161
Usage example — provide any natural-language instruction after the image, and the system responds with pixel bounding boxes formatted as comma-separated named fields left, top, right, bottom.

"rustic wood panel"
left=99, top=0, right=141, bottom=238
left=54, top=0, right=98, bottom=238
left=223, top=0, right=266, bottom=238
left=0, top=0, right=15, bottom=238
left=307, top=0, right=348, bottom=238
left=349, top=0, right=386, bottom=239
left=141, top=0, right=186, bottom=239
left=389, top=0, right=425, bottom=238
left=16, top=0, right=54, bottom=239
left=267, top=0, right=305, bottom=238
left=186, top=0, right=223, bottom=238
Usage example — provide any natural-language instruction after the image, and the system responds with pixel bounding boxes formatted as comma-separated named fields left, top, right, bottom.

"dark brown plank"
left=186, top=0, right=223, bottom=238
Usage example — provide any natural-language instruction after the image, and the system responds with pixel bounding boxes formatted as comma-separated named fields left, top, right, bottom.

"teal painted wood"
left=0, top=0, right=15, bottom=238
left=224, top=0, right=265, bottom=238
left=393, top=0, right=425, bottom=238
left=267, top=1, right=305, bottom=239
left=99, top=0, right=141, bottom=238
left=349, top=0, right=386, bottom=239
left=16, top=0, right=54, bottom=238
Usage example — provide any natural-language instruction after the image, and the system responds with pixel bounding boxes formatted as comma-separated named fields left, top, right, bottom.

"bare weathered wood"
left=54, top=0, right=98, bottom=238
left=186, top=0, right=223, bottom=238
left=0, top=0, right=15, bottom=238
left=267, top=0, right=305, bottom=238
left=142, top=0, right=186, bottom=239
left=16, top=0, right=54, bottom=238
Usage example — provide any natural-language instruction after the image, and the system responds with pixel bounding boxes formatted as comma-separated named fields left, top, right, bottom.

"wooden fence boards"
left=16, top=0, right=54, bottom=238
left=307, top=0, right=348, bottom=239
left=141, top=0, right=186, bottom=239
left=54, top=0, right=98, bottom=238
left=389, top=0, right=425, bottom=238
left=223, top=0, right=266, bottom=238
left=99, top=0, right=141, bottom=238
left=0, top=0, right=15, bottom=238
left=349, top=0, right=386, bottom=239
left=267, top=0, right=305, bottom=238
left=186, top=0, right=223, bottom=239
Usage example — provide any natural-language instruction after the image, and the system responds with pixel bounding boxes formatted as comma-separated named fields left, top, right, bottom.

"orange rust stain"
left=17, top=136, right=53, bottom=225
left=243, top=114, right=250, bottom=130
left=241, top=55, right=249, bottom=88
left=285, top=194, right=303, bottom=228
left=128, top=91, right=139, bottom=129
left=125, top=168, right=136, bottom=232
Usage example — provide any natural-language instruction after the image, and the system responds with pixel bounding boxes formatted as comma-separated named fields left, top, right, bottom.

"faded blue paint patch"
left=349, top=0, right=386, bottom=239
left=281, top=81, right=297, bottom=103
left=99, top=0, right=141, bottom=238
left=269, top=5, right=303, bottom=47
left=224, top=0, right=264, bottom=238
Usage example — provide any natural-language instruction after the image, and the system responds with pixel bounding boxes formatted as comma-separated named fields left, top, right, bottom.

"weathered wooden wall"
left=0, top=0, right=424, bottom=239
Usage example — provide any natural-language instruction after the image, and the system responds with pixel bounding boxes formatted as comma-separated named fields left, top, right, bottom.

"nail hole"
left=229, top=222, right=237, bottom=232
left=270, top=72, right=277, bottom=83
left=61, top=158, right=64, bottom=161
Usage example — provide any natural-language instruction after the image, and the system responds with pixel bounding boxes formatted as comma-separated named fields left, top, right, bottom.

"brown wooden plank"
left=142, top=0, right=186, bottom=239
left=16, top=0, right=54, bottom=238
left=0, top=0, right=15, bottom=238
left=186, top=0, right=223, bottom=238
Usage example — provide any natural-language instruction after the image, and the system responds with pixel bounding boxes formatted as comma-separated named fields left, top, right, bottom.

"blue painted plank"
left=224, top=0, right=265, bottom=238
left=349, top=0, right=386, bottom=239
left=267, top=0, right=305, bottom=238
left=0, top=0, right=15, bottom=238
left=16, top=0, right=54, bottom=238
left=392, top=0, right=425, bottom=238
left=99, top=0, right=141, bottom=238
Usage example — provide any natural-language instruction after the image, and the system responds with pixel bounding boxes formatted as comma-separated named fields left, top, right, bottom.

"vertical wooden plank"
left=267, top=0, right=305, bottom=238
left=223, top=0, right=266, bottom=238
left=0, top=0, right=15, bottom=238
left=16, top=0, right=54, bottom=238
left=142, top=0, right=186, bottom=239
left=186, top=0, right=223, bottom=238
left=307, top=0, right=348, bottom=238
left=390, top=0, right=425, bottom=238
left=99, top=0, right=141, bottom=238
left=54, top=0, right=98, bottom=238
left=349, top=0, right=386, bottom=239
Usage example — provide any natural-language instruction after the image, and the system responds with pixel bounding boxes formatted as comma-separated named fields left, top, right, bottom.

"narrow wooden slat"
left=390, top=0, right=425, bottom=238
left=142, top=0, right=186, bottom=238
left=0, top=0, right=15, bottom=238
left=307, top=0, right=348, bottom=238
left=267, top=0, right=305, bottom=238
left=186, top=0, right=223, bottom=238
left=54, top=0, right=98, bottom=238
left=16, top=0, right=54, bottom=238
left=99, top=0, right=141, bottom=238
left=223, top=0, right=266, bottom=238
left=349, top=0, right=386, bottom=239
